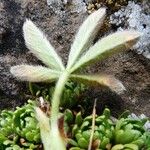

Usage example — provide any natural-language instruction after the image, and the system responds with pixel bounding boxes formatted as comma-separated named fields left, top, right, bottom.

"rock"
left=110, top=0, right=150, bottom=59
left=68, top=0, right=86, bottom=13
left=46, top=0, right=61, bottom=6
left=0, top=0, right=150, bottom=117
left=0, top=2, right=8, bottom=44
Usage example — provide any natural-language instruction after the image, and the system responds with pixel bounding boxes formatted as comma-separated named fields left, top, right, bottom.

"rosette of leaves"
left=10, top=8, right=140, bottom=150
left=67, top=108, right=114, bottom=149
left=13, top=100, right=41, bottom=148
left=112, top=116, right=150, bottom=150
left=0, top=101, right=41, bottom=149
left=143, top=132, right=150, bottom=149
left=67, top=109, right=150, bottom=150
left=0, top=110, right=14, bottom=149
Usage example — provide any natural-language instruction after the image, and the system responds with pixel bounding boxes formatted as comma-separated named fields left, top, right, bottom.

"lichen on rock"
left=110, top=1, right=150, bottom=59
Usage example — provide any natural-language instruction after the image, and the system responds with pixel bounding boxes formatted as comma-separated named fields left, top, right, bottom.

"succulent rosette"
left=112, top=117, right=149, bottom=150
left=68, top=108, right=114, bottom=149
left=67, top=109, right=150, bottom=150
left=0, top=101, right=41, bottom=150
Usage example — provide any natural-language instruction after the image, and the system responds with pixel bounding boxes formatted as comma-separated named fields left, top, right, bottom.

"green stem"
left=51, top=71, right=70, bottom=124
left=49, top=71, right=70, bottom=150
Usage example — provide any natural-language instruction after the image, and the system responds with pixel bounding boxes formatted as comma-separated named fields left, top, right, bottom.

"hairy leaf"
left=35, top=107, right=51, bottom=149
left=23, top=19, right=65, bottom=71
left=70, top=31, right=140, bottom=72
left=10, top=65, right=60, bottom=82
left=67, top=8, right=106, bottom=69
left=70, top=74, right=126, bottom=94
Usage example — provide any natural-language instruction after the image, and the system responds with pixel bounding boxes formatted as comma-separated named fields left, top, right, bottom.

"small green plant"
left=10, top=8, right=140, bottom=150
left=68, top=108, right=114, bottom=150
left=0, top=102, right=150, bottom=149
left=0, top=100, right=41, bottom=149
left=67, top=109, right=150, bottom=150
left=29, top=81, right=86, bottom=109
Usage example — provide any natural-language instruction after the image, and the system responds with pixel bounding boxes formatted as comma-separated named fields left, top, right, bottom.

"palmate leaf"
left=23, top=20, right=65, bottom=71
left=9, top=8, right=141, bottom=150
left=67, top=8, right=106, bottom=69
left=10, top=65, right=60, bottom=82
left=70, top=31, right=140, bottom=73
left=70, top=74, right=126, bottom=94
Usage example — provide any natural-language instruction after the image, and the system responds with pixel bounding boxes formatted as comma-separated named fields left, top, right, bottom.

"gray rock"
left=47, top=0, right=61, bottom=6
left=0, top=2, right=9, bottom=44
left=68, top=0, right=86, bottom=13
left=110, top=1, right=150, bottom=59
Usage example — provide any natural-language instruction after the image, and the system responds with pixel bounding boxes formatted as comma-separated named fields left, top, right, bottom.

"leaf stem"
left=49, top=71, right=70, bottom=150
left=51, top=71, right=70, bottom=124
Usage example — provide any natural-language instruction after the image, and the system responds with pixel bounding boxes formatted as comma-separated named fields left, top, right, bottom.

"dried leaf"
left=88, top=99, right=97, bottom=150
left=58, top=115, right=66, bottom=139
left=71, top=74, right=126, bottom=94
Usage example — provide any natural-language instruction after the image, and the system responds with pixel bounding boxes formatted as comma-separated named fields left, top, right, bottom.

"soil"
left=0, top=0, right=150, bottom=117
